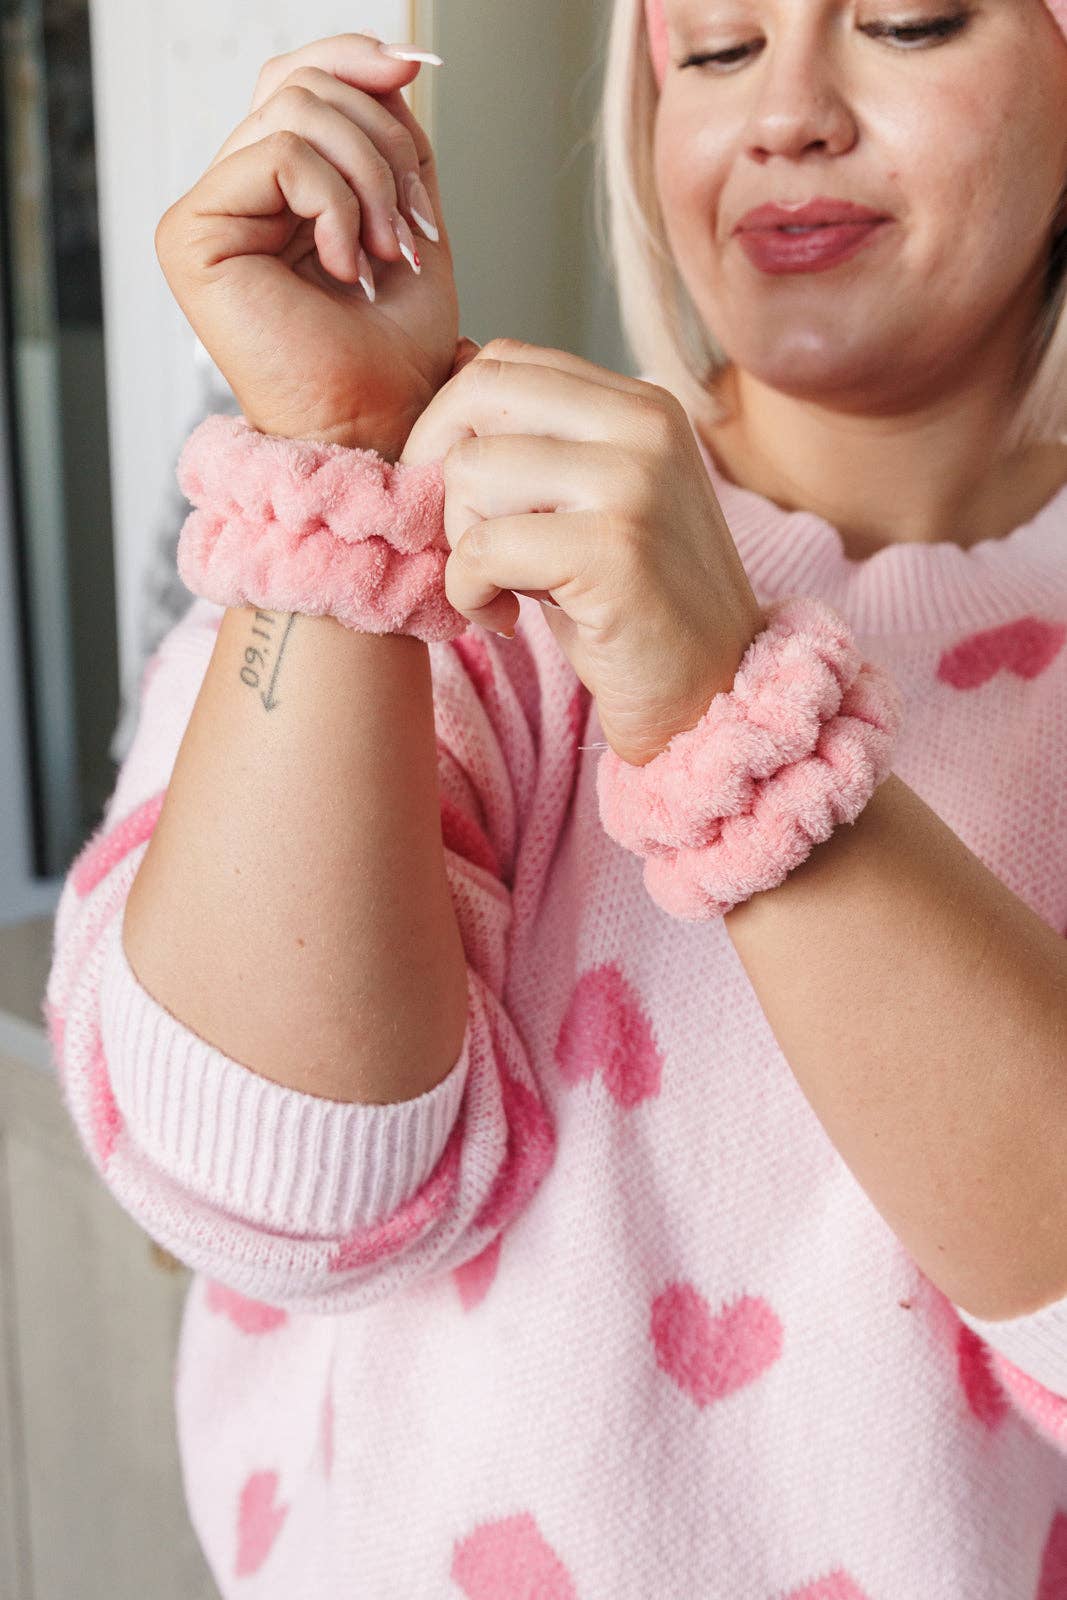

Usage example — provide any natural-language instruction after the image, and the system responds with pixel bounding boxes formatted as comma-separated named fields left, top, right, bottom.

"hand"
left=154, top=32, right=460, bottom=458
left=400, top=338, right=767, bottom=767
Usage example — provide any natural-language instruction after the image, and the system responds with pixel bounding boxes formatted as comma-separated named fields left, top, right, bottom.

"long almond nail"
left=390, top=209, right=421, bottom=274
left=406, top=174, right=439, bottom=242
left=378, top=43, right=444, bottom=64
left=356, top=247, right=375, bottom=302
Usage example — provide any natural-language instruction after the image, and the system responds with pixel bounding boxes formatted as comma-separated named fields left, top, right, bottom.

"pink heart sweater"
left=43, top=412, right=1067, bottom=1598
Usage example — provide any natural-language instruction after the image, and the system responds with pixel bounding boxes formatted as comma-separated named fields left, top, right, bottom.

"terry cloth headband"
left=643, top=0, right=1067, bottom=89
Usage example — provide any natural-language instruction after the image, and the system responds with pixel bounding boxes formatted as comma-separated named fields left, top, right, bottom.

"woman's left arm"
left=723, top=766, right=1067, bottom=1325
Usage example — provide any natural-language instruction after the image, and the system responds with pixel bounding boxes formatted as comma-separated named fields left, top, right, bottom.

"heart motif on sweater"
left=780, top=1573, right=872, bottom=1600
left=555, top=963, right=664, bottom=1108
left=451, top=1512, right=577, bottom=1599
left=651, top=1282, right=784, bottom=1405
left=205, top=1279, right=289, bottom=1334
left=234, top=1469, right=288, bottom=1578
left=936, top=617, right=1067, bottom=690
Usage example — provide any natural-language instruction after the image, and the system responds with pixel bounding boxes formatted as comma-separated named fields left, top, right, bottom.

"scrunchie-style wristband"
left=175, top=414, right=470, bottom=641
left=596, top=594, right=905, bottom=921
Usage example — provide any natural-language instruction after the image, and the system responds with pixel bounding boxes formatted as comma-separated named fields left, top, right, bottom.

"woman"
left=46, top=5, right=1067, bottom=1594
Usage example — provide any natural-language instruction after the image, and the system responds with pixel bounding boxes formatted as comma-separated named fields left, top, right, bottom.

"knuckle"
left=282, top=64, right=324, bottom=92
left=155, top=201, right=194, bottom=263
left=361, top=146, right=395, bottom=197
left=630, top=390, right=678, bottom=452
left=277, top=81, right=316, bottom=110
left=480, top=335, right=526, bottom=359
left=455, top=524, right=484, bottom=565
left=463, top=354, right=504, bottom=393
left=253, top=56, right=281, bottom=96
left=269, top=126, right=305, bottom=157
left=381, top=120, right=419, bottom=169
left=443, top=435, right=483, bottom=478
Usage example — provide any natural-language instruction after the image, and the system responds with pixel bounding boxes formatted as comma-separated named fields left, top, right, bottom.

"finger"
left=188, top=130, right=367, bottom=285
left=374, top=84, right=447, bottom=247
left=250, top=31, right=418, bottom=113
left=401, top=341, right=676, bottom=468
left=267, top=69, right=438, bottom=246
left=438, top=432, right=614, bottom=630
left=210, top=78, right=425, bottom=266
left=441, top=431, right=611, bottom=553
left=469, top=337, right=657, bottom=398
left=446, top=509, right=597, bottom=624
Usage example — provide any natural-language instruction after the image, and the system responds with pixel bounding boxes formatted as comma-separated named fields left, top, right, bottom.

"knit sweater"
left=43, top=410, right=1067, bottom=1599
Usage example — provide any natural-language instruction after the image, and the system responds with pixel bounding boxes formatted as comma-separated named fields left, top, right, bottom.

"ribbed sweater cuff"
left=956, top=1296, right=1067, bottom=1397
left=98, top=914, right=470, bottom=1237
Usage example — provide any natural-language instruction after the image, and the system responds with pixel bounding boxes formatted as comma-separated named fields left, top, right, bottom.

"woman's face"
left=653, top=0, right=1067, bottom=412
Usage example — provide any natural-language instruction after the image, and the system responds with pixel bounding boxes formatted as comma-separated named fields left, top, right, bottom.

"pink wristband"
left=175, top=414, right=470, bottom=641
left=596, top=594, right=905, bottom=920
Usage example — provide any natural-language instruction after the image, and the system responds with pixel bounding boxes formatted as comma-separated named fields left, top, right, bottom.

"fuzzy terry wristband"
left=596, top=595, right=905, bottom=920
left=175, top=414, right=471, bottom=641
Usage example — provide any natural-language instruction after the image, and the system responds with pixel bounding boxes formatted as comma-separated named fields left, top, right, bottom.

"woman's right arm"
left=121, top=603, right=471, bottom=1108
left=46, top=587, right=573, bottom=1314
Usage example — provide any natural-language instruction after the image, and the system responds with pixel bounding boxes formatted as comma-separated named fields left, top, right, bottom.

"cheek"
left=872, top=84, right=1018, bottom=264
left=654, top=112, right=730, bottom=238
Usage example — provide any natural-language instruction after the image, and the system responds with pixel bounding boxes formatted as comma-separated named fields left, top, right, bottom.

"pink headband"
left=643, top=0, right=1067, bottom=90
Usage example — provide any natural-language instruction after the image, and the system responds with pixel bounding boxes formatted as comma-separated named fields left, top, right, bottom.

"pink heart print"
left=555, top=963, right=664, bottom=1108
left=234, top=1469, right=289, bottom=1578
left=936, top=616, right=1067, bottom=690
left=780, top=1574, right=872, bottom=1600
left=451, top=1512, right=578, bottom=1600
left=205, top=1279, right=289, bottom=1334
left=651, top=1282, right=784, bottom=1405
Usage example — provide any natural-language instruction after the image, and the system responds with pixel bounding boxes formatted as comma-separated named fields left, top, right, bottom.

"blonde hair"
left=592, top=0, right=1067, bottom=455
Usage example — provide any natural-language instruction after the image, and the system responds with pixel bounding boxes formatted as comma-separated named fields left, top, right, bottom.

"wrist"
left=295, top=426, right=409, bottom=464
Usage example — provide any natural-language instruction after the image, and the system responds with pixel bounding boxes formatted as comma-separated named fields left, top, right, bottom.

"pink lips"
left=735, top=197, right=889, bottom=231
left=733, top=198, right=892, bottom=275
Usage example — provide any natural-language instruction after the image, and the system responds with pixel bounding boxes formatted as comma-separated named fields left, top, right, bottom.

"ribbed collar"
left=685, top=416, right=1067, bottom=637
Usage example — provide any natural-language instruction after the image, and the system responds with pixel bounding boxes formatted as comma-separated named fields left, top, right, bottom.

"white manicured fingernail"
left=378, top=43, right=444, bottom=64
left=356, top=247, right=375, bottom=302
left=405, top=174, right=439, bottom=243
left=540, top=597, right=563, bottom=609
left=390, top=209, right=421, bottom=273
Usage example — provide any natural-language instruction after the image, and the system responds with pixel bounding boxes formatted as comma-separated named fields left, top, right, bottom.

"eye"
left=679, top=13, right=970, bottom=71
left=864, top=13, right=971, bottom=43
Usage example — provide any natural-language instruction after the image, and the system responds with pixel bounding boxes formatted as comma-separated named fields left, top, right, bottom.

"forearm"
left=723, top=770, right=1067, bottom=1323
left=122, top=604, right=470, bottom=1105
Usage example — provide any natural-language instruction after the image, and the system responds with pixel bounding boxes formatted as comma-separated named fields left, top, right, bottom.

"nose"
left=742, top=37, right=857, bottom=164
